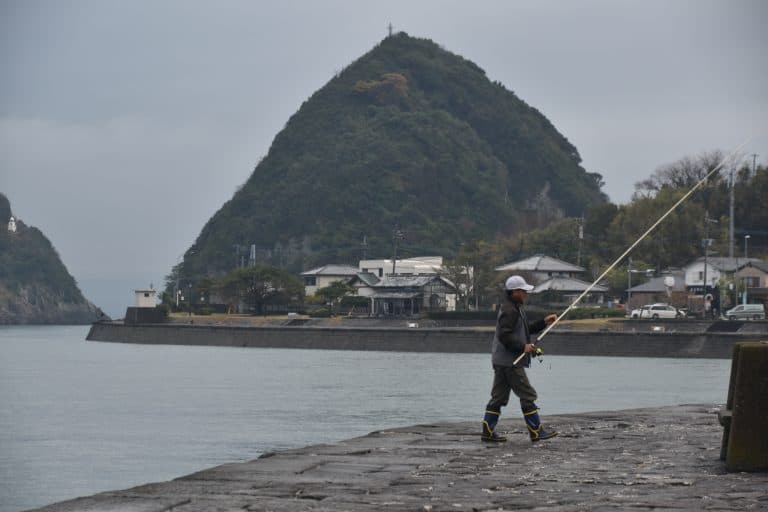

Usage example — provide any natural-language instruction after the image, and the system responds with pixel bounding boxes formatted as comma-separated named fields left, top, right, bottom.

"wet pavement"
left=32, top=404, right=767, bottom=511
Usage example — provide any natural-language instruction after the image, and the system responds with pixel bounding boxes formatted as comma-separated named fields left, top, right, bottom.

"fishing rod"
left=512, top=139, right=749, bottom=366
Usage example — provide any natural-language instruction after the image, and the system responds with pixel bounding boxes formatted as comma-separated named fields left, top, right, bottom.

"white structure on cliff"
left=7, top=216, right=16, bottom=233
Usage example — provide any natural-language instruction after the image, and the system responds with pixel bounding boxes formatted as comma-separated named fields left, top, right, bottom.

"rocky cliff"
left=0, top=193, right=105, bottom=325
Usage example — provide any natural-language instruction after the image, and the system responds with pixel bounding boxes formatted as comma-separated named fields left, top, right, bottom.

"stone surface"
left=31, top=404, right=768, bottom=511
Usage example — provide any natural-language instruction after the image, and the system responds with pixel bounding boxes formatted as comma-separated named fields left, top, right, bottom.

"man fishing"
left=481, top=275, right=559, bottom=443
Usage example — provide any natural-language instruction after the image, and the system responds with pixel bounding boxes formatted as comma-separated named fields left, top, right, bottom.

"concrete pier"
left=87, top=321, right=765, bottom=359
left=32, top=404, right=767, bottom=511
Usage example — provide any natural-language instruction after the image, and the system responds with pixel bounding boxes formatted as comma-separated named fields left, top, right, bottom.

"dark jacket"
left=491, top=295, right=547, bottom=367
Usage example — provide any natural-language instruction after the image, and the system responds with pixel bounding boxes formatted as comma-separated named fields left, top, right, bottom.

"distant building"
left=365, top=274, right=457, bottom=316
left=358, top=256, right=443, bottom=278
left=495, top=254, right=584, bottom=283
left=7, top=216, right=16, bottom=233
left=735, top=260, right=768, bottom=305
left=530, top=276, right=608, bottom=306
left=134, top=288, right=158, bottom=308
left=625, top=271, right=686, bottom=311
left=683, top=257, right=762, bottom=290
left=736, top=260, right=768, bottom=289
left=300, top=264, right=359, bottom=296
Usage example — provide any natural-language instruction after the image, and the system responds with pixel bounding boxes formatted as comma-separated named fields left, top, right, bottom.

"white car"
left=630, top=303, right=681, bottom=319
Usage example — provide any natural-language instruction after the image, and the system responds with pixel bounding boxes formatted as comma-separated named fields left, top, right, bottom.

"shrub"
left=155, top=304, right=170, bottom=318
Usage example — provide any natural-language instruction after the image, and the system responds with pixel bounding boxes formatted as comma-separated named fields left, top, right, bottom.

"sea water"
left=0, top=325, right=729, bottom=512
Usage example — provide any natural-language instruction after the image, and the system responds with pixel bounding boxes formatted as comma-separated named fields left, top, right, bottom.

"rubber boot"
left=523, top=407, right=558, bottom=443
left=481, top=409, right=507, bottom=442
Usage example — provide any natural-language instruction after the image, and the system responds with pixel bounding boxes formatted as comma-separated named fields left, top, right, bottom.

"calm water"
left=0, top=325, right=730, bottom=512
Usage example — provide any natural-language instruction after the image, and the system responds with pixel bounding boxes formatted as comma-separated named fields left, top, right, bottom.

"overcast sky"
left=1, top=0, right=766, bottom=316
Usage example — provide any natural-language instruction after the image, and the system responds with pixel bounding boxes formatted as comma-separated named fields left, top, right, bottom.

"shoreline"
left=87, top=321, right=767, bottom=359
left=32, top=404, right=768, bottom=511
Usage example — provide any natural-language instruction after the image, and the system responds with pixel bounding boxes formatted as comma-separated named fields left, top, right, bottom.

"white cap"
left=505, top=275, right=534, bottom=291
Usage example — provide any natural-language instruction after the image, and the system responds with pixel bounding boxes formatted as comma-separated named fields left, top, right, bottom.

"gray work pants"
left=486, top=364, right=538, bottom=412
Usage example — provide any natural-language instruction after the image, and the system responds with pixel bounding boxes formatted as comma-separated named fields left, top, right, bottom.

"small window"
left=144, top=292, right=150, bottom=298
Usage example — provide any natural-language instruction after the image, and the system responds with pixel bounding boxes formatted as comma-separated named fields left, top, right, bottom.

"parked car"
left=725, top=303, right=765, bottom=321
left=629, top=303, right=682, bottom=319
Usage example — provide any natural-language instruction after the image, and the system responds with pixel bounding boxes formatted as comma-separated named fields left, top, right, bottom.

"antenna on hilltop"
left=388, top=23, right=393, bottom=37
left=361, top=234, right=368, bottom=260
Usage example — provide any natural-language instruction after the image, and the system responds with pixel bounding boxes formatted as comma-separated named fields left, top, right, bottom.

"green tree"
left=606, top=187, right=705, bottom=272
left=314, top=280, right=356, bottom=315
left=216, top=265, right=303, bottom=315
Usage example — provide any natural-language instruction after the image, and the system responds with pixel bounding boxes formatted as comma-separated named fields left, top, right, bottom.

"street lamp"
left=744, top=235, right=750, bottom=259
left=188, top=282, right=193, bottom=317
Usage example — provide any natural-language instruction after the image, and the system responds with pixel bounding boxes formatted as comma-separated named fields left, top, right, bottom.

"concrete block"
left=725, top=341, right=768, bottom=472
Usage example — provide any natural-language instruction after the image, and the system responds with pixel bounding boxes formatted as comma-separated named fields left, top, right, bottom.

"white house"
left=7, top=216, right=16, bottom=233
left=300, top=264, right=359, bottom=296
left=683, top=257, right=762, bottom=289
left=134, top=288, right=157, bottom=308
left=495, top=254, right=585, bottom=283
left=359, top=256, right=444, bottom=278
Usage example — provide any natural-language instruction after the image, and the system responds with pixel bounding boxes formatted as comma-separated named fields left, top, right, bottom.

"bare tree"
left=634, top=150, right=726, bottom=196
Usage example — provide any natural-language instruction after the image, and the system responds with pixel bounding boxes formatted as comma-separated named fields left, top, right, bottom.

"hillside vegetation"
left=0, top=193, right=102, bottom=324
left=180, top=33, right=606, bottom=281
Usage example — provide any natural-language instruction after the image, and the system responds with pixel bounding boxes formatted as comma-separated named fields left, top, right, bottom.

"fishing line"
left=512, top=138, right=750, bottom=366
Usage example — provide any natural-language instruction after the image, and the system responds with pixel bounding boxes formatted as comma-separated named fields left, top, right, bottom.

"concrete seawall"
left=87, top=322, right=763, bottom=359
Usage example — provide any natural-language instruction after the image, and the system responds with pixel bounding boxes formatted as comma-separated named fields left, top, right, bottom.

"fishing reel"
left=533, top=346, right=544, bottom=362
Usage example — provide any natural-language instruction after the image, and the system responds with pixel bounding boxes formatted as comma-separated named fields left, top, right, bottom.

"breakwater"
left=30, top=405, right=768, bottom=511
left=86, top=322, right=764, bottom=358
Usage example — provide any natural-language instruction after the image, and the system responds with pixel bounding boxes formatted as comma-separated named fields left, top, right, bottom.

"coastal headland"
left=87, top=318, right=768, bottom=359
left=32, top=404, right=767, bottom=511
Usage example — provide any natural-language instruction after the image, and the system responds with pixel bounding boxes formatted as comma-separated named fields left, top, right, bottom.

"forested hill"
left=183, top=32, right=607, bottom=278
left=0, top=193, right=103, bottom=324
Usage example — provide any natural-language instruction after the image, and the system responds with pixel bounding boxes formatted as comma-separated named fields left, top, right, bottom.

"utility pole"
left=577, top=215, right=584, bottom=267
left=388, top=23, right=393, bottom=37
left=188, top=282, right=193, bottom=317
left=361, top=235, right=368, bottom=261
left=391, top=226, right=405, bottom=275
left=703, top=211, right=718, bottom=316
left=729, top=167, right=735, bottom=258
left=752, top=153, right=759, bottom=177
left=627, top=256, right=632, bottom=311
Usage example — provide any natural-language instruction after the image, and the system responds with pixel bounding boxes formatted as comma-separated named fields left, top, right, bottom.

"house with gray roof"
left=300, top=264, right=359, bottom=296
left=495, top=254, right=585, bottom=283
left=369, top=274, right=457, bottom=316
left=348, top=273, right=457, bottom=316
left=529, top=276, right=608, bottom=306
left=736, top=260, right=768, bottom=305
left=625, top=271, right=686, bottom=311
left=683, top=257, right=762, bottom=290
